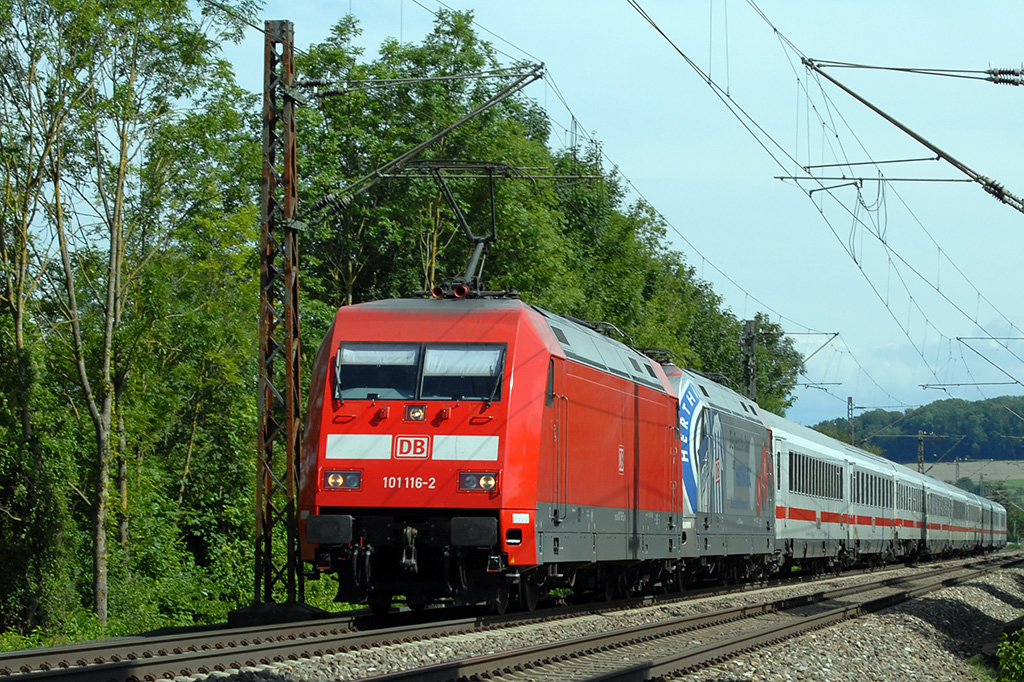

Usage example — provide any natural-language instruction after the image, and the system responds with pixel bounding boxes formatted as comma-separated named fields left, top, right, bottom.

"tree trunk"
left=93, top=429, right=111, bottom=625
left=117, top=409, right=128, bottom=552
left=51, top=153, right=115, bottom=626
left=178, top=355, right=205, bottom=505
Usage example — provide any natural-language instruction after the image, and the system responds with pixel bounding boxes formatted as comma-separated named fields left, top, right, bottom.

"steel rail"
left=359, top=554, right=1021, bottom=682
left=592, top=556, right=1023, bottom=682
left=2, top=553, right=1017, bottom=681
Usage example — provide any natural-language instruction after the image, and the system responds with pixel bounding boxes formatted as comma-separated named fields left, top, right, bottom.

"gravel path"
left=190, top=564, right=1024, bottom=682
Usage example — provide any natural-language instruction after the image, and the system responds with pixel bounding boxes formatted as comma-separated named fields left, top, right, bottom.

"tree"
left=5, top=0, right=257, bottom=628
left=0, top=0, right=93, bottom=635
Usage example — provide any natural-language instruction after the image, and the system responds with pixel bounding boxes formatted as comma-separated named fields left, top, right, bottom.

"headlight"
left=459, top=471, right=498, bottom=492
left=324, top=470, right=362, bottom=490
left=405, top=405, right=427, bottom=421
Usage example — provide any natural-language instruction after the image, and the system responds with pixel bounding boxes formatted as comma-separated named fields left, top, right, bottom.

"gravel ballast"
left=672, top=567, right=1024, bottom=682
left=190, top=565, right=1024, bottom=682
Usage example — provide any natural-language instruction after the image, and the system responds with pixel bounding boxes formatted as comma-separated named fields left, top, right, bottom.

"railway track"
left=1, top=553, right=1018, bottom=681
left=361, top=553, right=1022, bottom=682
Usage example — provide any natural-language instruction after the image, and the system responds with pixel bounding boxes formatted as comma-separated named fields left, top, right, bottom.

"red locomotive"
left=299, top=295, right=683, bottom=612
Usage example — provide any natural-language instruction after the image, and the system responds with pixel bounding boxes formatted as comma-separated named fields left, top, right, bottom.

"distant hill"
left=811, top=395, right=1024, bottom=464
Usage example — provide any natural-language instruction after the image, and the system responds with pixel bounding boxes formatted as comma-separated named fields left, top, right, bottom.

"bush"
left=998, top=630, right=1024, bottom=681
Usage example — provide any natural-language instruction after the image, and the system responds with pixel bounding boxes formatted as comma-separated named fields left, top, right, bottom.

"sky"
left=222, top=1, right=1024, bottom=427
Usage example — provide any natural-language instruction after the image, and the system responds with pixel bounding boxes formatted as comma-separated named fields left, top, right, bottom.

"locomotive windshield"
left=421, top=345, right=503, bottom=401
left=336, top=343, right=419, bottom=399
left=335, top=342, right=505, bottom=402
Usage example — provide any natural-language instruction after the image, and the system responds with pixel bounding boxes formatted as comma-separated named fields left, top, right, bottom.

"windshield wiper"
left=486, top=352, right=506, bottom=407
left=333, top=355, right=344, bottom=404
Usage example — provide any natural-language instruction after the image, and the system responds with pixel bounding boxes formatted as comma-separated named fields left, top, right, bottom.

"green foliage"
left=814, top=396, right=1024, bottom=463
left=999, top=630, right=1024, bottom=682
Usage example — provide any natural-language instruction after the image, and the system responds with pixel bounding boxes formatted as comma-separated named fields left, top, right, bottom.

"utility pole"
left=741, top=319, right=757, bottom=402
left=917, top=431, right=925, bottom=473
left=235, top=19, right=307, bottom=625
left=847, top=397, right=854, bottom=444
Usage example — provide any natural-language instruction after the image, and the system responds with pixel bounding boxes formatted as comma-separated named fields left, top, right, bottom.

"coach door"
left=774, top=437, right=786, bottom=531
left=842, top=460, right=855, bottom=544
left=919, top=483, right=928, bottom=544
left=550, top=357, right=568, bottom=524
left=669, top=412, right=681, bottom=529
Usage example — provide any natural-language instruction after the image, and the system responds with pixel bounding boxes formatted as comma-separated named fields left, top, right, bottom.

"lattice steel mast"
left=255, top=19, right=303, bottom=608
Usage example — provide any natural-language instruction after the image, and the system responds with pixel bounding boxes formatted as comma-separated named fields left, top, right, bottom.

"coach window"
left=777, top=451, right=782, bottom=491
left=421, top=344, right=505, bottom=402
left=335, top=343, right=419, bottom=400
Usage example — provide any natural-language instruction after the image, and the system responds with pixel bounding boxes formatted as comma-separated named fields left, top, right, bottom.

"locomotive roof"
left=664, top=365, right=766, bottom=426
left=337, top=298, right=669, bottom=392
left=531, top=307, right=669, bottom=393
left=347, top=297, right=529, bottom=312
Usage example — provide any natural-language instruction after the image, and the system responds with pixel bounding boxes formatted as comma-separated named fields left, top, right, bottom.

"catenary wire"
left=631, top=0, right=1023, bottom=394
left=402, top=0, right=917, bottom=410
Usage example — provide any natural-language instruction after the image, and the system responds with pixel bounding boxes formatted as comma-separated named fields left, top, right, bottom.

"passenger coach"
left=767, top=413, right=1005, bottom=568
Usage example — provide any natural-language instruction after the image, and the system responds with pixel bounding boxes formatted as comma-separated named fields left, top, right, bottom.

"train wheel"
left=721, top=561, right=740, bottom=586
left=368, top=593, right=393, bottom=616
left=665, top=567, right=686, bottom=594
left=490, top=579, right=511, bottom=615
left=519, top=574, right=541, bottom=612
left=601, top=569, right=619, bottom=602
left=658, top=567, right=677, bottom=594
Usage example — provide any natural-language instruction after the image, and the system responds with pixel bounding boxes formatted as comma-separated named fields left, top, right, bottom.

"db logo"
left=395, top=435, right=430, bottom=459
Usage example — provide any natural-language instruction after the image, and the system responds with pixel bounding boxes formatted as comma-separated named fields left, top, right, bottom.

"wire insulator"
left=982, top=177, right=1007, bottom=202
left=986, top=67, right=1024, bottom=86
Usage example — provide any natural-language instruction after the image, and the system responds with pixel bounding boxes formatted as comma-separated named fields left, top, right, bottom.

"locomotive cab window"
left=335, top=343, right=419, bottom=400
left=421, top=345, right=504, bottom=401
left=334, top=342, right=505, bottom=402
